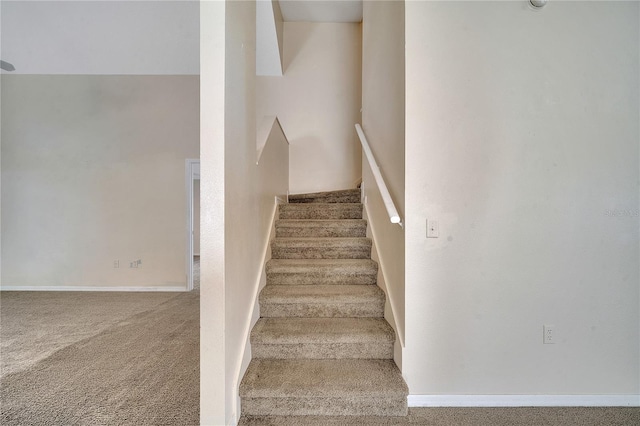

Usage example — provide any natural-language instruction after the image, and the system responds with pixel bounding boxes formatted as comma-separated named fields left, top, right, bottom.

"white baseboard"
left=0, top=286, right=188, bottom=292
left=408, top=394, right=640, bottom=407
left=227, top=412, right=237, bottom=426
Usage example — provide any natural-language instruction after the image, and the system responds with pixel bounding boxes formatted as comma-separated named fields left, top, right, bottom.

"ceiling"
left=0, top=0, right=362, bottom=75
left=278, top=0, right=363, bottom=23
left=0, top=1, right=199, bottom=75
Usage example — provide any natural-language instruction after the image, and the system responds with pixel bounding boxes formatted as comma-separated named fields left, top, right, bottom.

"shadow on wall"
left=287, top=135, right=333, bottom=190
left=282, top=22, right=314, bottom=72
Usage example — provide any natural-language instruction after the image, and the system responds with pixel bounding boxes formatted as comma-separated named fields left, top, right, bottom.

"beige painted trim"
left=408, top=395, right=640, bottom=407
left=186, top=159, right=200, bottom=292
left=232, top=196, right=281, bottom=403
left=0, top=286, right=187, bottom=292
left=364, top=203, right=405, bottom=348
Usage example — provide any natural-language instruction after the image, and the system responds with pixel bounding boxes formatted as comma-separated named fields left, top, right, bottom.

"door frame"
left=186, top=159, right=200, bottom=291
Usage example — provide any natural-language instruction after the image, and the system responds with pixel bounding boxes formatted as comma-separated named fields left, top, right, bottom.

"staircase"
left=239, top=188, right=408, bottom=422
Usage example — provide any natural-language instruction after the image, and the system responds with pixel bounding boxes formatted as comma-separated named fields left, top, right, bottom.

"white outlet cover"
left=543, top=324, right=555, bottom=344
left=427, top=219, right=439, bottom=238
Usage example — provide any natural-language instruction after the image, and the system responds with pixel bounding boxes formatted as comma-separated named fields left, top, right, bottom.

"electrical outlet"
left=114, top=260, right=119, bottom=268
left=427, top=219, right=439, bottom=238
left=543, top=324, right=555, bottom=344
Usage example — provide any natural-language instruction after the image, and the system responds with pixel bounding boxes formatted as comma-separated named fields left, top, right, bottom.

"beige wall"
left=361, top=0, right=405, bottom=367
left=257, top=22, right=362, bottom=194
left=1, top=75, right=199, bottom=290
left=405, top=1, right=639, bottom=396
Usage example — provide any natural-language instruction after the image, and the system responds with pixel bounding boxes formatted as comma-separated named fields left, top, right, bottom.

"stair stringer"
left=363, top=201, right=405, bottom=368
left=233, top=195, right=285, bottom=422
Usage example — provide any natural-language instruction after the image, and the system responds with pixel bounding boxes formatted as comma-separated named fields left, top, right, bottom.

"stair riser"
left=251, top=343, right=393, bottom=360
left=241, top=397, right=407, bottom=417
left=271, top=247, right=371, bottom=260
left=259, top=302, right=384, bottom=318
left=266, top=273, right=377, bottom=286
left=288, top=190, right=361, bottom=204
left=289, top=195, right=361, bottom=204
left=279, top=206, right=362, bottom=220
left=275, top=226, right=366, bottom=238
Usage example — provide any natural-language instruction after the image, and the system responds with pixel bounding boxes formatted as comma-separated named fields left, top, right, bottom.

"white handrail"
left=355, top=124, right=403, bottom=228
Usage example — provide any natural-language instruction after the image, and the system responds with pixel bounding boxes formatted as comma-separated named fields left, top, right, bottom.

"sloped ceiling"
left=278, top=0, right=362, bottom=23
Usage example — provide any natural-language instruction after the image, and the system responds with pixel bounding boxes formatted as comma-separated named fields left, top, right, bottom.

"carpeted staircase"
left=239, top=188, right=408, bottom=421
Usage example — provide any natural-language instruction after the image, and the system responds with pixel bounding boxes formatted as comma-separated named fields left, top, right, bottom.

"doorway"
left=186, top=159, right=200, bottom=291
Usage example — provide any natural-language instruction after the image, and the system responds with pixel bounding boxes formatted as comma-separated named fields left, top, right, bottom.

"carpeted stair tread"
left=271, top=237, right=372, bottom=259
left=289, top=189, right=361, bottom=204
left=250, top=317, right=394, bottom=359
left=251, top=318, right=395, bottom=344
left=239, top=359, right=408, bottom=416
left=260, top=284, right=383, bottom=304
left=241, top=187, right=408, bottom=418
left=259, top=285, right=384, bottom=318
left=266, top=259, right=378, bottom=285
left=275, top=219, right=367, bottom=238
left=279, top=203, right=363, bottom=220
left=251, top=318, right=394, bottom=359
left=240, top=359, right=407, bottom=398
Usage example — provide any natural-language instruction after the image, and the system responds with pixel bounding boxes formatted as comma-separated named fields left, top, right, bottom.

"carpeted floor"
left=0, top=291, right=182, bottom=378
left=0, top=289, right=199, bottom=425
left=2, top=260, right=638, bottom=426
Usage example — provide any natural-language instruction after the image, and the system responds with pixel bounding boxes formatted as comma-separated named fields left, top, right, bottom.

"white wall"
left=361, top=0, right=405, bottom=365
left=0, top=2, right=3, bottom=282
left=200, top=0, right=226, bottom=422
left=404, top=1, right=639, bottom=397
left=224, top=1, right=258, bottom=420
left=257, top=22, right=361, bottom=194
left=223, top=1, right=289, bottom=423
left=1, top=75, right=199, bottom=290
left=1, top=0, right=199, bottom=75
left=0, top=1, right=200, bottom=291
left=362, top=0, right=404, bottom=215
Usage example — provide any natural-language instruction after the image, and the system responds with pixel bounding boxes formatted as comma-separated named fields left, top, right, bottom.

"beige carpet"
left=0, top=290, right=199, bottom=425
left=0, top=291, right=182, bottom=378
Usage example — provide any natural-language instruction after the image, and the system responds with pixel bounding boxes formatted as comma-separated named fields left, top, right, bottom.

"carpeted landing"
left=0, top=290, right=199, bottom=425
